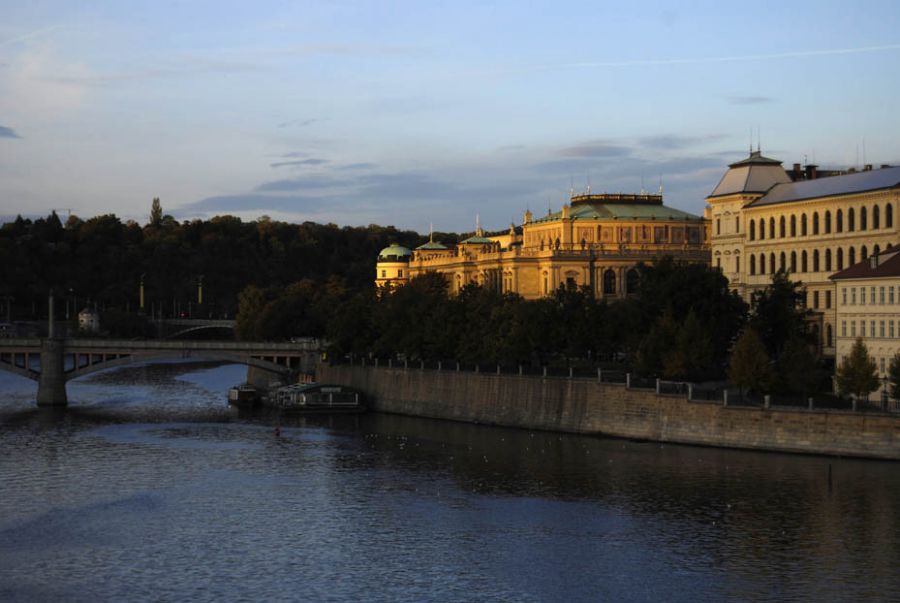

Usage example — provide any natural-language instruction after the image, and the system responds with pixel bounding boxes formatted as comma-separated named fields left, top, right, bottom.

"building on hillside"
left=706, top=150, right=900, bottom=358
left=375, top=244, right=412, bottom=289
left=376, top=192, right=709, bottom=300
left=831, top=248, right=900, bottom=398
left=78, top=308, right=100, bottom=334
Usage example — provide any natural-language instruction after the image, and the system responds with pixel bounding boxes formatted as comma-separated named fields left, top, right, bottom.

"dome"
left=377, top=244, right=412, bottom=262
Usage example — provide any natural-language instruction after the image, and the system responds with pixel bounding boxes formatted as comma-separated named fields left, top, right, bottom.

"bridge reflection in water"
left=0, top=338, right=321, bottom=407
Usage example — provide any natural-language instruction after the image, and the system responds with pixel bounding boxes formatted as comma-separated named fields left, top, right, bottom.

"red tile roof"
left=830, top=249, right=900, bottom=280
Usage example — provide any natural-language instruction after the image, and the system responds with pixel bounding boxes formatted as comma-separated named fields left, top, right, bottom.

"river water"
left=1, top=361, right=899, bottom=602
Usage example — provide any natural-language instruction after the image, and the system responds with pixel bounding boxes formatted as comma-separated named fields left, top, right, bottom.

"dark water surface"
left=1, top=362, right=899, bottom=602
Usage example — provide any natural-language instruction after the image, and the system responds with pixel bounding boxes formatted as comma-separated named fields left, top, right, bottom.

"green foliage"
left=727, top=328, right=772, bottom=394
left=835, top=338, right=879, bottom=400
left=776, top=336, right=821, bottom=396
left=749, top=270, right=812, bottom=360
left=149, top=198, right=163, bottom=227
left=889, top=353, right=900, bottom=400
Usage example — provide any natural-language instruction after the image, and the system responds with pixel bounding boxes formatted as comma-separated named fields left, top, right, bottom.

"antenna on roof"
left=749, top=127, right=753, bottom=154
left=429, top=222, right=433, bottom=243
left=658, top=175, right=663, bottom=195
left=863, top=137, right=867, bottom=167
left=640, top=171, right=646, bottom=195
left=757, top=126, right=761, bottom=153
left=586, top=171, right=592, bottom=194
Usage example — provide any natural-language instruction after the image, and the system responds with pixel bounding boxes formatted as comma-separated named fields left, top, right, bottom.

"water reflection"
left=0, top=362, right=899, bottom=602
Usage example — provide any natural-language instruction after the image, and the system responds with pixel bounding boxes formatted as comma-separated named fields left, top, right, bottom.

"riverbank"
left=317, top=364, right=900, bottom=460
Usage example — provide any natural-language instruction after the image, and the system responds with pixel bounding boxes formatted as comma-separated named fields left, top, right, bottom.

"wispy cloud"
left=270, top=158, right=329, bottom=168
left=558, top=141, right=632, bottom=158
left=0, top=126, right=22, bottom=139
left=0, top=25, right=71, bottom=49
left=277, top=118, right=319, bottom=129
left=639, top=134, right=727, bottom=149
left=554, top=44, right=900, bottom=69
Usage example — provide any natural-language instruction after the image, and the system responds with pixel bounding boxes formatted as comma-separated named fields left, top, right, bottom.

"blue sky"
left=2, top=1, right=899, bottom=232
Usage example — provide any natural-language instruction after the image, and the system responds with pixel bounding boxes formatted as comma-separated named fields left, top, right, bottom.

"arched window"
left=603, top=269, right=616, bottom=295
left=801, top=250, right=808, bottom=272
left=825, top=210, right=832, bottom=233
left=780, top=252, right=786, bottom=271
left=790, top=251, right=797, bottom=272
left=759, top=218, right=766, bottom=240
left=874, top=244, right=881, bottom=256
left=873, top=205, right=880, bottom=229
left=837, top=248, right=844, bottom=270
left=790, top=215, right=796, bottom=237
left=780, top=216, right=786, bottom=238
left=626, top=269, right=639, bottom=293
left=887, top=204, right=894, bottom=228
left=813, top=249, right=820, bottom=272
left=716, top=218, right=721, bottom=235
left=749, top=220, right=755, bottom=240
left=801, top=214, right=808, bottom=236
left=860, top=206, right=867, bottom=230
left=750, top=255, right=756, bottom=275
left=848, top=208, right=855, bottom=231
left=861, top=245, right=868, bottom=260
left=827, top=324, right=833, bottom=348
left=849, top=247, right=856, bottom=265
left=836, top=209, right=843, bottom=232
left=813, top=212, right=819, bottom=235
left=768, top=217, right=774, bottom=238
left=760, top=253, right=766, bottom=275
left=825, top=249, right=832, bottom=271
left=769, top=253, right=775, bottom=274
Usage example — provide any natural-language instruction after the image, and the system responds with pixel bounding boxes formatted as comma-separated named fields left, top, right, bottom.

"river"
left=1, top=361, right=899, bottom=602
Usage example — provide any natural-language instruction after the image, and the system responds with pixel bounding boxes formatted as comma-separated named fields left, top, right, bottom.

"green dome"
left=377, top=244, right=412, bottom=261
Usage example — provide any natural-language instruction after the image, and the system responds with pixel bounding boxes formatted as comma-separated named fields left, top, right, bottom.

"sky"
left=2, top=1, right=899, bottom=233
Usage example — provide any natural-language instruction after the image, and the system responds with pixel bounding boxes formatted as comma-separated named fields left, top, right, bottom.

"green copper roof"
left=415, top=240, right=448, bottom=250
left=460, top=235, right=496, bottom=244
left=377, top=244, right=411, bottom=261
left=532, top=202, right=701, bottom=223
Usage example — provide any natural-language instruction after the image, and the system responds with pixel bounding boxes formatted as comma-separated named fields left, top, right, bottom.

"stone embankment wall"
left=318, top=364, right=900, bottom=460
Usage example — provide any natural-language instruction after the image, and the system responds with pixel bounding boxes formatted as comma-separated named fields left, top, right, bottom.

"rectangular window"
left=880, top=320, right=885, bottom=337
left=843, top=288, right=848, bottom=306
left=735, top=256, right=740, bottom=273
left=851, top=321, right=856, bottom=337
left=881, top=287, right=886, bottom=304
left=892, top=287, right=896, bottom=304
left=826, top=291, right=832, bottom=309
left=398, top=270, right=403, bottom=277
left=891, top=321, right=896, bottom=339
left=813, top=291, right=820, bottom=308
left=852, top=288, right=857, bottom=305
left=381, top=270, right=386, bottom=278
left=861, top=288, right=866, bottom=305
left=881, top=358, right=886, bottom=374
left=842, top=321, right=847, bottom=337
left=872, top=287, right=877, bottom=304
left=871, top=321, right=876, bottom=337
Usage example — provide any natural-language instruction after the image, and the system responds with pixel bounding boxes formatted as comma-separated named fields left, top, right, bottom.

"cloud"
left=638, top=134, right=727, bottom=150
left=269, top=158, right=329, bottom=169
left=255, top=176, right=337, bottom=192
left=558, top=142, right=632, bottom=158
left=0, top=126, right=22, bottom=139
left=338, top=162, right=377, bottom=171
left=728, top=96, right=775, bottom=105
left=277, top=118, right=319, bottom=129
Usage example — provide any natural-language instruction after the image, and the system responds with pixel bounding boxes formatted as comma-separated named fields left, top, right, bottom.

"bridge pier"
left=36, top=339, right=68, bottom=407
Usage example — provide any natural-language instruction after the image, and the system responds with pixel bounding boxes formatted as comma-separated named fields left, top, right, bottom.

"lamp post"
left=197, top=275, right=204, bottom=306
left=139, top=274, right=146, bottom=313
left=883, top=376, right=890, bottom=410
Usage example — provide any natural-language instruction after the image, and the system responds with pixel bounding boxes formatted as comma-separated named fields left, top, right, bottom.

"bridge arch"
left=64, top=352, right=294, bottom=381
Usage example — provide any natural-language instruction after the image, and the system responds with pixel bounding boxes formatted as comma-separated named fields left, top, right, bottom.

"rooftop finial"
left=429, top=222, right=433, bottom=243
left=757, top=126, right=761, bottom=153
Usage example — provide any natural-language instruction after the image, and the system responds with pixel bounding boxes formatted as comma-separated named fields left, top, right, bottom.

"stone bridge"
left=0, top=337, right=322, bottom=406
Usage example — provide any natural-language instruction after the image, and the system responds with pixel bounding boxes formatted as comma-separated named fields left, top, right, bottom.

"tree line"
left=0, top=201, right=438, bottom=320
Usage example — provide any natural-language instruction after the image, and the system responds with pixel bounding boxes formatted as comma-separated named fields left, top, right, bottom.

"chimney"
left=864, top=164, right=873, bottom=172
left=805, top=164, right=818, bottom=180
left=793, top=163, right=802, bottom=179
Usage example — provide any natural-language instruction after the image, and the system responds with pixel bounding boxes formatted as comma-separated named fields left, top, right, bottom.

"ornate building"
left=706, top=150, right=900, bottom=357
left=376, top=192, right=708, bottom=300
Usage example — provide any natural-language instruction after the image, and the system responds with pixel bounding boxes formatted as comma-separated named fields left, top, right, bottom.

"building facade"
left=377, top=192, right=709, bottom=300
left=831, top=248, right=900, bottom=397
left=706, top=151, right=900, bottom=357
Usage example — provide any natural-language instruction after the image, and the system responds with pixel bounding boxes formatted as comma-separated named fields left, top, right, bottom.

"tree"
left=835, top=338, right=879, bottom=400
left=149, top=197, right=163, bottom=227
left=777, top=336, right=820, bottom=398
left=888, top=353, right=900, bottom=400
left=727, top=328, right=772, bottom=397
left=662, top=310, right=715, bottom=381
left=749, top=270, right=812, bottom=361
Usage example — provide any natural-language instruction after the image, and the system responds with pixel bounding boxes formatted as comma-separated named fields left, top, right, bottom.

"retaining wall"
left=317, top=364, right=900, bottom=460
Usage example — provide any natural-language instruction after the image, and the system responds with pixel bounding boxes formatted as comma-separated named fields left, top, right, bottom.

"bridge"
left=154, top=319, right=236, bottom=339
left=0, top=337, right=322, bottom=407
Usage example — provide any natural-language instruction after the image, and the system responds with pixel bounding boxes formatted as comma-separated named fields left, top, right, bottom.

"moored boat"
left=228, top=383, right=260, bottom=407
left=271, top=383, right=364, bottom=412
